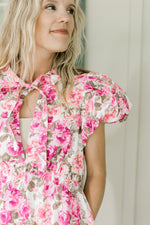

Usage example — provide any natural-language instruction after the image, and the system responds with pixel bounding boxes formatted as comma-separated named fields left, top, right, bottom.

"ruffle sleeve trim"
left=80, top=72, right=132, bottom=146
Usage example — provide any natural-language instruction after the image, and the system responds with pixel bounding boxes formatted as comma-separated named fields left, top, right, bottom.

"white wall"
left=86, top=0, right=150, bottom=225
left=135, top=0, right=150, bottom=224
left=0, top=0, right=7, bottom=21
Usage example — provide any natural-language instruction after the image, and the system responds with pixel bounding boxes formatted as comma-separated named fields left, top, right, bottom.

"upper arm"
left=84, top=122, right=106, bottom=177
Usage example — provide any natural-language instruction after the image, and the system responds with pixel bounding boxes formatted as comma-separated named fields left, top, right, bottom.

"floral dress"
left=0, top=65, right=132, bottom=225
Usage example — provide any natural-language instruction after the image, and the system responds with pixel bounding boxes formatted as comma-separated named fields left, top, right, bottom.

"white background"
left=0, top=0, right=150, bottom=225
left=86, top=0, right=150, bottom=225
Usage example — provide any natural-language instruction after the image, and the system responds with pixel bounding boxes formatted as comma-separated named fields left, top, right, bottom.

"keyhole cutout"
left=19, top=89, right=41, bottom=118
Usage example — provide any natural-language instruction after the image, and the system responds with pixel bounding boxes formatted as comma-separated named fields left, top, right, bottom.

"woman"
left=0, top=0, right=131, bottom=224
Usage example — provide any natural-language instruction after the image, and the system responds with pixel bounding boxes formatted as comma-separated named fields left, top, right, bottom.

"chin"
left=53, top=43, right=70, bottom=53
left=55, top=47, right=69, bottom=53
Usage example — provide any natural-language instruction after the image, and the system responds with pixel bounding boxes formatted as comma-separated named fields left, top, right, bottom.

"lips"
left=51, top=29, right=68, bottom=35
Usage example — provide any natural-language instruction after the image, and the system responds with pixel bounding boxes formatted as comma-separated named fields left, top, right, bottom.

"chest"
left=0, top=87, right=83, bottom=162
left=19, top=88, right=40, bottom=118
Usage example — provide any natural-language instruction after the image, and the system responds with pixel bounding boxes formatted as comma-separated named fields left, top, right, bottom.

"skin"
left=20, top=0, right=75, bottom=116
left=20, top=0, right=106, bottom=220
left=34, top=0, right=75, bottom=80
left=84, top=122, right=106, bottom=220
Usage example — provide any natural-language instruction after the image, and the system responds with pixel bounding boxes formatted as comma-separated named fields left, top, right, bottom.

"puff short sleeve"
left=81, top=73, right=132, bottom=146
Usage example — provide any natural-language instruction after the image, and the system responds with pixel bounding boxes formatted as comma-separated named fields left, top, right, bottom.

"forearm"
left=83, top=174, right=106, bottom=220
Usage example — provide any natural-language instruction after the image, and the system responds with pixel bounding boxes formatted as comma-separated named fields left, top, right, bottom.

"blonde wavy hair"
left=0, top=0, right=86, bottom=106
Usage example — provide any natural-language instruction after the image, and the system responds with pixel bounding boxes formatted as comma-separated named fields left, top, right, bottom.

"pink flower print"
left=1, top=101, right=12, bottom=111
left=85, top=83, right=94, bottom=90
left=13, top=171, right=26, bottom=187
left=53, top=177, right=59, bottom=185
left=102, top=74, right=111, bottom=85
left=69, top=198, right=81, bottom=222
left=52, top=123, right=72, bottom=148
left=0, top=171, right=7, bottom=184
left=57, top=164, right=69, bottom=177
left=113, top=82, right=124, bottom=92
left=47, top=146, right=57, bottom=161
left=34, top=112, right=42, bottom=122
left=0, top=207, right=12, bottom=224
left=0, top=120, right=7, bottom=132
left=48, top=105, right=58, bottom=115
left=7, top=141, right=20, bottom=157
left=46, top=88, right=56, bottom=102
left=0, top=162, right=11, bottom=176
left=96, top=88, right=105, bottom=96
left=27, top=139, right=41, bottom=159
left=103, top=108, right=118, bottom=122
left=4, top=185, right=22, bottom=210
left=18, top=158, right=25, bottom=163
left=58, top=210, right=70, bottom=225
left=67, top=114, right=81, bottom=129
left=18, top=199, right=30, bottom=221
left=81, top=117, right=93, bottom=144
left=111, top=95, right=117, bottom=107
left=101, top=86, right=111, bottom=95
left=40, top=133, right=47, bottom=142
left=43, top=181, right=59, bottom=198
left=71, top=88, right=83, bottom=106
left=48, top=116, right=53, bottom=123
left=42, top=170, right=52, bottom=182
left=119, top=113, right=126, bottom=121
left=1, top=112, right=8, bottom=118
left=88, top=75, right=98, bottom=80
left=118, top=97, right=129, bottom=112
left=72, top=154, right=84, bottom=174
left=61, top=184, right=74, bottom=204
left=85, top=117, right=93, bottom=130
left=31, top=121, right=40, bottom=129
left=111, top=86, right=117, bottom=95
left=0, top=92, right=6, bottom=98
left=37, top=203, right=53, bottom=224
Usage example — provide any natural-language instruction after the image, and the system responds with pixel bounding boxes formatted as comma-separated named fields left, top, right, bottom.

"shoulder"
left=75, top=69, right=120, bottom=93
left=76, top=68, right=97, bottom=75
left=75, top=68, right=102, bottom=83
left=75, top=69, right=132, bottom=123
left=0, top=66, right=9, bottom=88
left=0, top=65, right=17, bottom=94
left=75, top=68, right=99, bottom=77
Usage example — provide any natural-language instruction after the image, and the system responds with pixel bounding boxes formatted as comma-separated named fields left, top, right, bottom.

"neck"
left=17, top=49, right=56, bottom=83
left=33, top=48, right=55, bottom=81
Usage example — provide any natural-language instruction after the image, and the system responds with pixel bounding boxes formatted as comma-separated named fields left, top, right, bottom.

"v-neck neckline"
left=9, top=91, right=43, bottom=160
left=3, top=64, right=59, bottom=162
left=7, top=77, right=50, bottom=166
